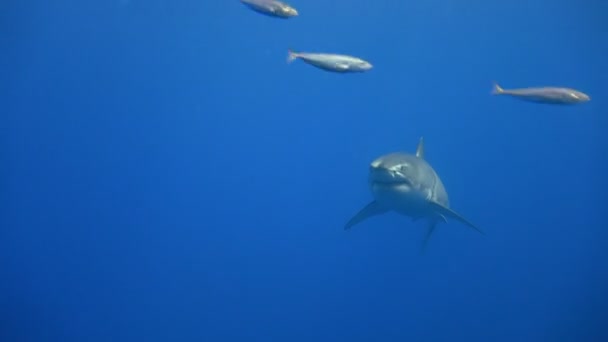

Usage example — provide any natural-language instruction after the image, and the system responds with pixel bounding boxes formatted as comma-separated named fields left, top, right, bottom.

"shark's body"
left=345, top=138, right=482, bottom=249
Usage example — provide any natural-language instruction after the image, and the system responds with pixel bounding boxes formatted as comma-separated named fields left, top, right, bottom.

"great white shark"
left=344, top=137, right=483, bottom=249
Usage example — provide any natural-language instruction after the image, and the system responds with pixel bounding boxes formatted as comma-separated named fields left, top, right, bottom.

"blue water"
left=2, top=1, right=608, bottom=341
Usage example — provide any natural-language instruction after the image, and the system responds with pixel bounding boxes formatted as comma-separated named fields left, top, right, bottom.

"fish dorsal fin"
left=415, top=137, right=425, bottom=159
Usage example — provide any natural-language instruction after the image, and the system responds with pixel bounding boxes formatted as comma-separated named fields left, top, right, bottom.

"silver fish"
left=287, top=49, right=373, bottom=73
left=492, top=82, right=590, bottom=104
left=240, top=0, right=298, bottom=19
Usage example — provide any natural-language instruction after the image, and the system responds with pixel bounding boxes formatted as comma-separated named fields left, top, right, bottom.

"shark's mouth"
left=372, top=179, right=411, bottom=186
left=369, top=170, right=412, bottom=186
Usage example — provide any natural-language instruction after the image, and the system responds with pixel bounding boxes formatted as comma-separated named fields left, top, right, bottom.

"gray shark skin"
left=287, top=49, right=373, bottom=73
left=240, top=0, right=298, bottom=19
left=492, top=82, right=590, bottom=105
left=344, top=137, right=482, bottom=251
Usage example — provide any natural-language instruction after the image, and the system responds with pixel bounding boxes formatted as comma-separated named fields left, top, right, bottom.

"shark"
left=344, top=137, right=483, bottom=250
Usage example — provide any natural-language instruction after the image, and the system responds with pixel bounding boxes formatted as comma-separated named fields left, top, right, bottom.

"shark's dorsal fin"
left=415, top=137, right=425, bottom=159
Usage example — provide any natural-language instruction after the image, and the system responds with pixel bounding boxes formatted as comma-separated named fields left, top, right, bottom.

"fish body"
left=287, top=49, right=372, bottom=73
left=492, top=83, right=590, bottom=104
left=344, top=138, right=482, bottom=251
left=240, top=0, right=298, bottom=18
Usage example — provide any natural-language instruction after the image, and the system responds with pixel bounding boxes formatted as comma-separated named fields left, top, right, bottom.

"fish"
left=240, top=0, right=298, bottom=19
left=491, top=82, right=590, bottom=104
left=287, top=49, right=373, bottom=73
left=344, top=137, right=482, bottom=251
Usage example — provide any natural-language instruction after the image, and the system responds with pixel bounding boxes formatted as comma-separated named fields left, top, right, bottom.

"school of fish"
left=239, top=0, right=592, bottom=250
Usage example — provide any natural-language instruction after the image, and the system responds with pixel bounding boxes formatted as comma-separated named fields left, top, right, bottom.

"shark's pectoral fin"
left=428, top=201, right=484, bottom=234
left=344, top=201, right=388, bottom=230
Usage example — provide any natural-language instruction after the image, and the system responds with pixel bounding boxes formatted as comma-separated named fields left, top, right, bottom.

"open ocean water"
left=2, top=0, right=608, bottom=341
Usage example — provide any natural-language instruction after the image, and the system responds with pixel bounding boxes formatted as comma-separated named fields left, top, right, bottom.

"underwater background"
left=2, top=0, right=608, bottom=341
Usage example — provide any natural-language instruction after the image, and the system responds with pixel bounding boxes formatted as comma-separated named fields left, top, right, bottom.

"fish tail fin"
left=287, top=49, right=298, bottom=64
left=491, top=82, right=504, bottom=95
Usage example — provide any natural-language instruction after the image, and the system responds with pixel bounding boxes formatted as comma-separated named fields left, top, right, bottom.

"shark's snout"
left=369, top=163, right=408, bottom=185
left=369, top=161, right=389, bottom=176
left=370, top=160, right=382, bottom=169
